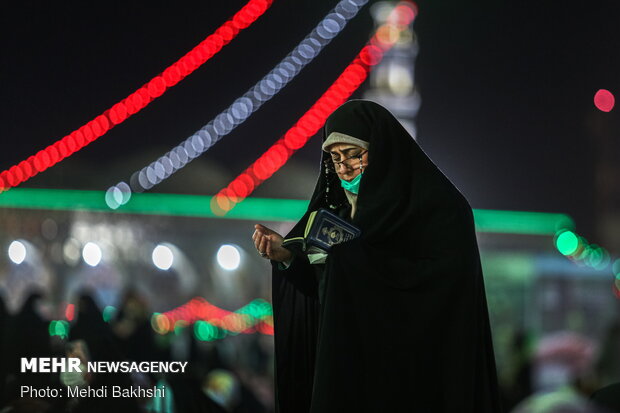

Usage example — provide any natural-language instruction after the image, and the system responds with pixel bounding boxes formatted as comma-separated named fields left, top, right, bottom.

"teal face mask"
left=340, top=172, right=363, bottom=194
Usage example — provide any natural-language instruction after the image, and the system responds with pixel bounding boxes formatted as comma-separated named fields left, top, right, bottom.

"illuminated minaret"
left=364, top=1, right=420, bottom=138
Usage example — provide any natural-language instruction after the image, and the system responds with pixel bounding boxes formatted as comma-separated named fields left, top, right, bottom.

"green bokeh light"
left=49, top=320, right=69, bottom=339
left=586, top=246, right=603, bottom=268
left=613, top=259, right=620, bottom=276
left=194, top=320, right=223, bottom=341
left=590, top=247, right=610, bottom=270
left=102, top=306, right=116, bottom=323
left=555, top=231, right=579, bottom=256
left=236, top=298, right=272, bottom=320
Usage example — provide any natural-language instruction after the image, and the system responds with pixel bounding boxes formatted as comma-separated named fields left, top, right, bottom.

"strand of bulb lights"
left=554, top=228, right=620, bottom=299
left=151, top=297, right=274, bottom=337
left=555, top=229, right=612, bottom=271
left=106, top=0, right=371, bottom=209
left=212, top=2, right=417, bottom=215
left=0, top=0, right=274, bottom=194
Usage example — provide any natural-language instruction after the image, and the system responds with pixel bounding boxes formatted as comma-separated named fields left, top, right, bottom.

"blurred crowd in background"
left=0, top=288, right=273, bottom=413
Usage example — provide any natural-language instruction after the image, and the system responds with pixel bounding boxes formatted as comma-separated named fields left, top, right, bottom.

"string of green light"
left=0, top=188, right=574, bottom=234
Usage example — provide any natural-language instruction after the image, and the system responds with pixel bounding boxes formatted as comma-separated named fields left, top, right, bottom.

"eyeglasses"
left=324, top=150, right=368, bottom=172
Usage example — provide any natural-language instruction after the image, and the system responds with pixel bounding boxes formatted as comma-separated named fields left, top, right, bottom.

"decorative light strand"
left=555, top=229, right=612, bottom=271
left=106, top=0, right=371, bottom=209
left=0, top=0, right=274, bottom=193
left=151, top=297, right=274, bottom=339
left=212, top=1, right=417, bottom=215
left=554, top=228, right=620, bottom=299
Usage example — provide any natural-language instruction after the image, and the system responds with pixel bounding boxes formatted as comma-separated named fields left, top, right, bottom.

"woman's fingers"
left=266, top=236, right=272, bottom=258
left=254, top=232, right=263, bottom=251
left=254, top=225, right=283, bottom=259
left=258, top=234, right=268, bottom=254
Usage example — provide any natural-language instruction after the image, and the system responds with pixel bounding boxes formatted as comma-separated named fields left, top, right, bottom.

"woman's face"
left=327, top=143, right=369, bottom=182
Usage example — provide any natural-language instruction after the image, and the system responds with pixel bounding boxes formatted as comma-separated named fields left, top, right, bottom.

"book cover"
left=282, top=208, right=361, bottom=252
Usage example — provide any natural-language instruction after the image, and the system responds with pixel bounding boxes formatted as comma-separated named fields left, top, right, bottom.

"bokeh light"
left=103, top=305, right=116, bottom=323
left=82, top=242, right=102, bottom=267
left=65, top=304, right=75, bottom=322
left=152, top=244, right=174, bottom=270
left=8, top=240, right=27, bottom=264
left=194, top=320, right=223, bottom=341
left=555, top=230, right=579, bottom=256
left=217, top=245, right=241, bottom=270
left=151, top=313, right=172, bottom=335
left=594, top=89, right=615, bottom=112
left=48, top=320, right=70, bottom=339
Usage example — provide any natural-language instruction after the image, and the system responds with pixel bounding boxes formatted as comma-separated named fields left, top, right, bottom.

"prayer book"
left=282, top=208, right=361, bottom=252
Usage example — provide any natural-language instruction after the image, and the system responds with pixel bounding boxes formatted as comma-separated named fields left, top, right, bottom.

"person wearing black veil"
left=69, top=292, right=141, bottom=412
left=252, top=99, right=501, bottom=412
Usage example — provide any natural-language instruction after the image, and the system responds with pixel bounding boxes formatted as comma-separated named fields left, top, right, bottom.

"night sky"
left=2, top=0, right=619, bottom=239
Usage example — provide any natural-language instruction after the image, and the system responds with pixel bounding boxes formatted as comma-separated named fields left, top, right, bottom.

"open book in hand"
left=282, top=208, right=361, bottom=253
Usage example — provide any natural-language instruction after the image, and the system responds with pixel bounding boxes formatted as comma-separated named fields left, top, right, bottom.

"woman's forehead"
left=327, top=143, right=364, bottom=153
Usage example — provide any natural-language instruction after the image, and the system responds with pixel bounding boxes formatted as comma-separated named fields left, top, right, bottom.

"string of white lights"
left=106, top=0, right=369, bottom=209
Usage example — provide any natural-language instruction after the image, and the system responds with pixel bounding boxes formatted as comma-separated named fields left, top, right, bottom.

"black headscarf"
left=271, top=99, right=502, bottom=412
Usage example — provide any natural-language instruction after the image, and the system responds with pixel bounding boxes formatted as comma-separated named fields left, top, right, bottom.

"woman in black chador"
left=253, top=100, right=502, bottom=412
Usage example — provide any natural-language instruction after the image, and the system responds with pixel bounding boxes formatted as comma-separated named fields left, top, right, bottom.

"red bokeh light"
left=55, top=141, right=69, bottom=158
left=185, top=53, right=200, bottom=72
left=163, top=65, right=182, bottom=88
left=199, top=42, right=215, bottom=60
left=45, top=146, right=60, bottom=164
left=209, top=34, right=224, bottom=53
left=9, top=166, right=22, bottom=184
left=35, top=150, right=51, bottom=171
left=81, top=124, right=94, bottom=143
left=594, top=89, right=615, bottom=112
left=64, top=135, right=77, bottom=153
left=109, top=102, right=128, bottom=125
left=65, top=304, right=75, bottom=322
left=217, top=25, right=235, bottom=43
left=230, top=179, right=250, bottom=199
left=18, top=160, right=33, bottom=179
left=254, top=161, right=270, bottom=181
left=4, top=172, right=16, bottom=186
left=147, top=76, right=166, bottom=98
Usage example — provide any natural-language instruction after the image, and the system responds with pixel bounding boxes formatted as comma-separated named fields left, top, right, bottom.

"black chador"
left=271, top=100, right=502, bottom=412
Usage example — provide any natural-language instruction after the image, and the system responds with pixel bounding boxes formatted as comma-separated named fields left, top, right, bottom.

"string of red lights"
left=0, top=0, right=274, bottom=193
left=211, top=2, right=417, bottom=215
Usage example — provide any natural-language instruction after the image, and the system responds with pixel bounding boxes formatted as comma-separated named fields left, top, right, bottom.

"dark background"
left=2, top=0, right=620, bottom=239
